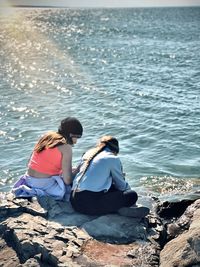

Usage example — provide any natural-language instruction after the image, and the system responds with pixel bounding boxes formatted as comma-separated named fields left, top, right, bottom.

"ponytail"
left=72, top=136, right=119, bottom=197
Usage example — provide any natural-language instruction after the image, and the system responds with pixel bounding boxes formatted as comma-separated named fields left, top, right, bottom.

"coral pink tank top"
left=28, top=147, right=62, bottom=175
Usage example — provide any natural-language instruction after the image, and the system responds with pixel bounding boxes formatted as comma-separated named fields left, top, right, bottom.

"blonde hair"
left=34, top=131, right=66, bottom=153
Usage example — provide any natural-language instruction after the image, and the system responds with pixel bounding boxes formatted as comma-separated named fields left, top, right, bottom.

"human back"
left=73, top=147, right=122, bottom=192
left=70, top=135, right=149, bottom=217
left=28, top=131, right=67, bottom=178
left=28, top=118, right=83, bottom=184
left=13, top=117, right=83, bottom=200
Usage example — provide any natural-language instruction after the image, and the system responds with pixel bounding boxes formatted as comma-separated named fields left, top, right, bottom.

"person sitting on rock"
left=70, top=135, right=149, bottom=217
left=12, top=117, right=83, bottom=200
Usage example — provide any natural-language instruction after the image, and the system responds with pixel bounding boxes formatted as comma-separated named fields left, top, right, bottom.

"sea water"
left=0, top=7, right=199, bottom=200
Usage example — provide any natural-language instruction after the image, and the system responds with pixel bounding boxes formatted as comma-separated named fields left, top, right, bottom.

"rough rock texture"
left=0, top=193, right=200, bottom=266
left=160, top=199, right=200, bottom=267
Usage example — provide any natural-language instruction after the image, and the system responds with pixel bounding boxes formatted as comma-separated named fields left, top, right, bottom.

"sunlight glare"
left=0, top=6, right=97, bottom=102
left=0, top=0, right=17, bottom=16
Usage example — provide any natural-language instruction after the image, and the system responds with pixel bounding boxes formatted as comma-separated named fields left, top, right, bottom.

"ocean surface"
left=0, top=6, right=199, bottom=200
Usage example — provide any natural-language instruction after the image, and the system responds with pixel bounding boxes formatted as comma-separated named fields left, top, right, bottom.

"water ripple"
left=0, top=7, right=199, bottom=196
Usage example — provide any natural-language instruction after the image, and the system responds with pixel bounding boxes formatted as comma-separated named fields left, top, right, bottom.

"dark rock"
left=156, top=199, right=195, bottom=219
left=160, top=200, right=200, bottom=267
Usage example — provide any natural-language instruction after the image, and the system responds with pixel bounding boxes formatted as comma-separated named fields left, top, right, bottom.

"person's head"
left=78, top=135, right=119, bottom=183
left=58, top=117, right=83, bottom=145
left=99, top=135, right=119, bottom=154
left=83, top=135, right=119, bottom=160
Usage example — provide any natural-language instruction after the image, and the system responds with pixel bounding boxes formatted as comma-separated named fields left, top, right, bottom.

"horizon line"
left=1, top=4, right=200, bottom=8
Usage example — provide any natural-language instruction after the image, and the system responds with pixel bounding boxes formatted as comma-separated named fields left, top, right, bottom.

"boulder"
left=160, top=199, right=200, bottom=267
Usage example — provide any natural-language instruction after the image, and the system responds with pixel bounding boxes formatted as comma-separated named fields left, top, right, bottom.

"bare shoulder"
left=57, top=144, right=72, bottom=154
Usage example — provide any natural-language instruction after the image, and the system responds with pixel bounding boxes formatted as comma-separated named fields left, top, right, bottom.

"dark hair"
left=58, top=117, right=83, bottom=144
left=100, top=136, right=119, bottom=154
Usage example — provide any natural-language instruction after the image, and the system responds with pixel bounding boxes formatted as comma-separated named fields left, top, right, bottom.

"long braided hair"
left=72, top=136, right=119, bottom=196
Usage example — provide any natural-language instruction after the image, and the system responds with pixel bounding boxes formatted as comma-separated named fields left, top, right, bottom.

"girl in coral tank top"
left=12, top=117, right=83, bottom=200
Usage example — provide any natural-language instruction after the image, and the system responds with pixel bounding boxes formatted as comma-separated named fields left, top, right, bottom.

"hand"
left=72, top=166, right=80, bottom=178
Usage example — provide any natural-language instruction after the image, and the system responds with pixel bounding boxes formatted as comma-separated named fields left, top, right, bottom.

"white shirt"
left=72, top=148, right=131, bottom=192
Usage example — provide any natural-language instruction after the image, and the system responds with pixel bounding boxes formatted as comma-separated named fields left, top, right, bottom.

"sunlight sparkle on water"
left=140, top=176, right=200, bottom=196
left=0, top=6, right=96, bottom=100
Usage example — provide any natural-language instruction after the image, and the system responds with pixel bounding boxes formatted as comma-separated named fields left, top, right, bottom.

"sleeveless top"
left=28, top=147, right=62, bottom=175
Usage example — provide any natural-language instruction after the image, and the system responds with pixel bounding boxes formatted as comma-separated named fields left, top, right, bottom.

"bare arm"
left=58, top=144, right=72, bottom=185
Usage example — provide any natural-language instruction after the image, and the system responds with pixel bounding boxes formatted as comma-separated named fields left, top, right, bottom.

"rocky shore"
left=0, top=192, right=200, bottom=267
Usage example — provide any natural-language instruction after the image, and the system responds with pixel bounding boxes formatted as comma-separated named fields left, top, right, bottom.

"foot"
left=118, top=206, right=150, bottom=218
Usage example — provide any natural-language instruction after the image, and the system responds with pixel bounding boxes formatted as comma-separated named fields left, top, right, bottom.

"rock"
left=0, top=194, right=47, bottom=221
left=0, top=237, right=20, bottom=266
left=0, top=213, right=91, bottom=266
left=160, top=200, right=200, bottom=267
left=37, top=196, right=97, bottom=227
left=0, top=192, right=200, bottom=266
left=147, top=213, right=167, bottom=247
left=82, top=214, right=148, bottom=243
left=78, top=239, right=160, bottom=267
left=156, top=199, right=195, bottom=219
left=167, top=199, right=200, bottom=239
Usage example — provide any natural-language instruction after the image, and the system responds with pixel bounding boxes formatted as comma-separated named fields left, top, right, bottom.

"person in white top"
left=70, top=135, right=149, bottom=217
